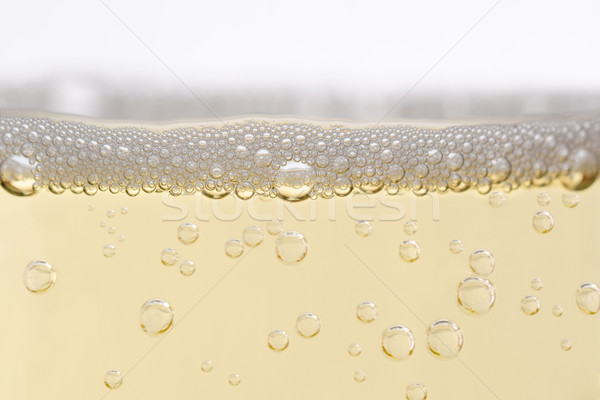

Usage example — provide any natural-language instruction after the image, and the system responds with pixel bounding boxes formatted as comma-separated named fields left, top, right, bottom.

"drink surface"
left=0, top=113, right=599, bottom=399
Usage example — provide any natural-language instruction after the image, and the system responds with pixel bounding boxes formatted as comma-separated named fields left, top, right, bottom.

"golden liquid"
left=1, top=183, right=599, bottom=399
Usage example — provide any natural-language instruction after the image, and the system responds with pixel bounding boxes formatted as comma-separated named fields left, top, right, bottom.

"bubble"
left=355, top=220, right=372, bottom=237
left=561, top=149, right=598, bottom=190
left=449, top=239, right=464, bottom=254
left=201, top=360, right=213, bottom=372
left=521, top=296, right=541, bottom=315
left=425, top=319, right=463, bottom=359
left=0, top=155, right=37, bottom=196
left=268, top=329, right=289, bottom=351
left=457, top=276, right=496, bottom=315
left=560, top=339, right=572, bottom=351
left=576, top=282, right=600, bottom=315
left=179, top=260, right=196, bottom=276
left=225, top=239, right=244, bottom=258
left=296, top=313, right=321, bottom=337
left=139, top=299, right=174, bottom=336
left=275, top=231, right=308, bottom=264
left=23, top=260, right=56, bottom=293
left=488, top=191, right=505, bottom=207
left=531, top=278, right=543, bottom=291
left=107, top=209, right=116, bottom=218
left=266, top=220, right=283, bottom=236
left=274, top=161, right=315, bottom=201
left=353, top=370, right=366, bottom=383
left=562, top=192, right=579, bottom=208
left=552, top=305, right=564, bottom=317
left=348, top=342, right=362, bottom=357
left=120, top=206, right=128, bottom=215
left=107, top=226, right=116, bottom=234
left=537, top=192, right=551, bottom=206
left=254, top=149, right=272, bottom=167
left=88, top=204, right=95, bottom=211
left=104, top=370, right=123, bottom=390
left=160, top=248, right=178, bottom=266
left=356, top=301, right=378, bottom=323
left=228, top=374, right=241, bottom=386
left=447, top=152, right=464, bottom=171
left=399, top=240, right=420, bottom=263
left=99, top=221, right=106, bottom=228
left=243, top=225, right=264, bottom=247
left=118, top=234, right=125, bottom=242
left=489, top=157, right=511, bottom=183
left=103, top=244, right=116, bottom=258
left=532, top=211, right=554, bottom=233
left=406, top=383, right=428, bottom=400
left=177, top=222, right=199, bottom=245
left=403, top=220, right=418, bottom=235
left=381, top=325, right=415, bottom=360
left=469, top=249, right=494, bottom=276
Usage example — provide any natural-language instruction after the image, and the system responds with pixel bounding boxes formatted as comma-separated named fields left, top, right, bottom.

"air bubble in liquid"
left=449, top=239, right=464, bottom=254
left=531, top=278, right=543, bottom=291
left=469, top=249, right=494, bottom=276
left=139, top=299, right=174, bottom=336
left=406, top=383, right=428, bottom=400
left=562, top=192, right=579, bottom=208
left=521, top=296, right=540, bottom=315
left=23, top=260, right=56, bottom=293
left=381, top=325, right=415, bottom=360
left=537, top=192, right=551, bottom=206
left=404, top=220, right=418, bottom=235
left=560, top=339, right=572, bottom=351
left=532, top=211, right=554, bottom=233
left=177, top=222, right=199, bottom=245
left=354, top=370, right=366, bottom=383
left=229, top=374, right=241, bottom=386
left=160, top=248, right=178, bottom=266
left=399, top=240, right=420, bottom=262
left=225, top=239, right=244, bottom=258
left=576, top=282, right=600, bottom=315
left=266, top=220, right=283, bottom=236
left=0, top=155, right=37, bottom=196
left=179, top=260, right=196, bottom=276
left=201, top=360, right=213, bottom=372
left=348, top=343, right=362, bottom=356
left=107, top=209, right=115, bottom=218
left=356, top=301, right=378, bottom=323
left=274, top=161, right=315, bottom=201
left=104, top=370, right=123, bottom=390
left=275, top=231, right=308, bottom=264
left=243, top=225, right=264, bottom=247
left=425, top=319, right=463, bottom=359
left=268, top=329, right=289, bottom=351
left=296, top=313, right=321, bottom=337
left=457, top=276, right=496, bottom=315
left=355, top=220, right=372, bottom=237
left=560, top=149, right=598, bottom=190
left=552, top=305, right=564, bottom=317
left=103, top=244, right=116, bottom=258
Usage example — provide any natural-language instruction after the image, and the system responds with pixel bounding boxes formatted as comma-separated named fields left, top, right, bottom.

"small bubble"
left=406, top=383, right=428, bottom=400
left=23, top=260, right=55, bottom=293
left=403, top=220, right=418, bottom=235
left=469, top=249, right=494, bottom=276
left=399, top=240, right=420, bottom=262
left=381, top=325, right=415, bottom=360
left=537, top=192, right=551, bottom=206
left=488, top=191, right=506, bottom=207
left=449, top=239, right=464, bottom=254
left=103, top=244, right=116, bottom=258
left=160, top=248, right=178, bottom=266
left=296, top=313, right=321, bottom=337
left=201, top=360, right=213, bottom=372
left=576, top=282, right=600, bottom=315
left=353, top=370, right=366, bottom=383
left=562, top=192, right=579, bottom=208
left=177, top=222, right=199, bottom=245
left=521, top=295, right=541, bottom=315
left=552, top=305, right=564, bottom=317
left=243, top=225, right=264, bottom=247
left=560, top=339, right=572, bottom=351
left=531, top=278, right=543, bottom=291
left=560, top=149, right=598, bottom=190
left=179, top=260, right=196, bottom=276
left=457, top=276, right=496, bottom=315
left=348, top=343, right=362, bottom=357
left=99, top=221, right=106, bottom=228
left=266, top=220, right=283, bottom=236
left=88, top=204, right=95, bottom=211
left=139, top=299, right=174, bottom=336
left=0, top=155, right=38, bottom=196
left=267, top=330, right=289, bottom=351
left=228, top=374, right=241, bottom=386
left=275, top=231, right=308, bottom=264
left=225, top=239, right=244, bottom=258
left=356, top=301, right=378, bottom=323
left=355, top=220, right=372, bottom=237
left=107, top=226, right=116, bottom=234
left=118, top=234, right=125, bottom=242
left=425, top=319, right=463, bottom=359
left=120, top=207, right=128, bottom=215
left=107, top=209, right=116, bottom=218
left=104, top=370, right=123, bottom=390
left=532, top=211, right=554, bottom=233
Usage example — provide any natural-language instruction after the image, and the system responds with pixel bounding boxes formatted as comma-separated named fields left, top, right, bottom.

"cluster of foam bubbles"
left=1, top=114, right=600, bottom=199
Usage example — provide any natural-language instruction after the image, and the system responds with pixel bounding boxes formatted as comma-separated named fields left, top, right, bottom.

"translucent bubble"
left=243, top=225, right=264, bottom=247
left=23, top=260, right=56, bottom=293
left=268, top=329, right=289, bottom=351
left=521, top=296, right=540, bottom=315
left=552, top=305, right=564, bottom=317
left=296, top=313, right=321, bottom=337
left=88, top=204, right=95, bottom=211
left=457, top=276, right=496, bottom=315
left=179, top=260, right=196, bottom=276
left=355, top=220, right=373, bottom=237
left=104, top=370, right=123, bottom=390
left=201, top=360, right=213, bottom=372
left=449, top=239, right=464, bottom=254
left=488, top=191, right=505, bottom=207
left=0, top=155, right=37, bottom=196
left=406, top=383, right=428, bottom=400
left=562, top=192, right=579, bottom=208
left=348, top=342, right=362, bottom=357
left=228, top=374, right=241, bottom=386
left=425, top=319, right=463, bottom=359
left=561, top=149, right=598, bottom=190
left=160, top=248, right=178, bottom=266
left=107, top=209, right=116, bottom=218
left=537, top=192, right=551, bottom=206
left=403, top=220, right=418, bottom=235
left=576, top=282, right=600, bottom=315
left=225, top=239, right=244, bottom=258
left=266, top=220, right=283, bottom=236
left=177, top=222, right=199, bottom=245
left=447, top=152, right=464, bottom=171
left=399, top=240, right=420, bottom=263
left=274, top=161, right=315, bottom=201
left=254, top=149, right=272, bottom=167
left=560, top=339, right=572, bottom=351
left=356, top=301, right=378, bottom=323
left=489, top=157, right=511, bottom=183
left=99, top=221, right=106, bottom=228
left=532, top=211, right=554, bottom=233
left=275, top=231, right=308, bottom=264
left=118, top=234, right=125, bottom=242
left=469, top=249, right=494, bottom=275
left=139, top=299, right=174, bottom=336
left=120, top=207, right=128, bottom=215
left=531, top=278, right=543, bottom=291
left=107, top=226, right=116, bottom=235
left=103, top=244, right=116, bottom=258
left=381, top=325, right=415, bottom=360
left=354, top=370, right=366, bottom=383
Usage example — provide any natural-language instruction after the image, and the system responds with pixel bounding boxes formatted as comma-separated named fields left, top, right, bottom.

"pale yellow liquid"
left=1, top=183, right=599, bottom=399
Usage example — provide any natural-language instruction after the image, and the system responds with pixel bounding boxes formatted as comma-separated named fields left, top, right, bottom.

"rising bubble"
left=267, top=329, right=289, bottom=351
left=23, top=260, right=55, bottom=293
left=353, top=370, right=366, bottom=383
left=225, top=239, right=244, bottom=258
left=229, top=374, right=241, bottom=386
left=469, top=249, right=495, bottom=276
left=201, top=360, right=213, bottom=372
left=266, top=220, right=283, bottom=236
left=381, top=325, right=415, bottom=360
left=399, top=240, right=420, bottom=262
left=160, top=248, right=178, bottom=266
left=177, top=222, right=199, bottom=245
left=576, top=282, right=600, bottom=315
left=531, top=278, right=543, bottom=291
left=243, top=225, right=264, bottom=247
left=103, top=244, right=116, bottom=258
left=449, top=239, right=464, bottom=254
left=562, top=192, right=579, bottom=208
left=139, top=299, right=174, bottom=336
left=425, top=319, right=463, bottom=359
left=521, top=295, right=541, bottom=315
left=356, top=301, right=378, bottom=323
left=104, top=370, right=123, bottom=390
left=179, top=260, right=196, bottom=277
left=457, top=276, right=496, bottom=315
left=532, top=211, right=554, bottom=233
left=275, top=231, right=308, bottom=264
left=355, top=220, right=373, bottom=237
left=404, top=220, right=418, bottom=235
left=489, top=191, right=506, bottom=207
left=406, top=383, right=428, bottom=400
left=552, top=305, right=564, bottom=317
left=296, top=313, right=321, bottom=337
left=560, top=339, right=572, bottom=351
left=348, top=342, right=362, bottom=357
left=537, top=192, right=551, bottom=206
